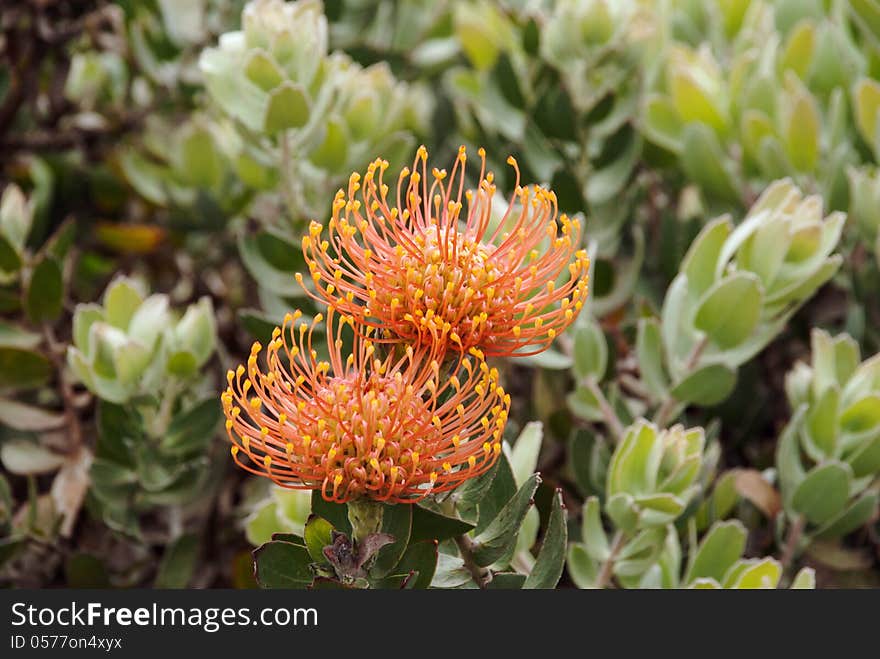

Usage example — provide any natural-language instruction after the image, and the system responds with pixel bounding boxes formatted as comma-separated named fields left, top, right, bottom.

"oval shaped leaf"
left=670, top=362, right=737, bottom=406
left=693, top=273, right=762, bottom=349
left=791, top=462, right=852, bottom=525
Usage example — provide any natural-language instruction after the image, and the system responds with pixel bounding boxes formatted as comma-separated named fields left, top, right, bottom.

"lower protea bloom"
left=296, top=145, right=590, bottom=357
left=221, top=309, right=510, bottom=503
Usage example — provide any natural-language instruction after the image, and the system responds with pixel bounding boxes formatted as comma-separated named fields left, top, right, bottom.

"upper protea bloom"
left=296, top=145, right=590, bottom=357
left=221, top=309, right=510, bottom=503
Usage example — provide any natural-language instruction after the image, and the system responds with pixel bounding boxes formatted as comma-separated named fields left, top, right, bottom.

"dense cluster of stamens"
left=297, top=145, right=590, bottom=357
left=221, top=309, right=509, bottom=503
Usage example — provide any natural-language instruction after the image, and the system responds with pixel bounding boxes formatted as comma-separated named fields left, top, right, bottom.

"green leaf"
left=274, top=489, right=311, bottom=533
left=581, top=496, right=610, bottom=561
left=310, top=491, right=351, bottom=534
left=371, top=503, right=412, bottom=578
left=0, top=321, right=41, bottom=349
left=566, top=385, right=604, bottom=422
left=472, top=473, right=540, bottom=567
left=0, top=184, right=32, bottom=251
left=845, top=435, right=880, bottom=478
left=253, top=540, right=313, bottom=588
left=393, top=540, right=438, bottom=589
left=742, top=110, right=776, bottom=164
left=245, top=501, right=284, bottom=546
left=681, top=123, right=740, bottom=202
left=244, top=50, right=285, bottom=92
left=725, top=558, right=781, bottom=589
left=0, top=348, right=52, bottom=390
left=304, top=515, right=334, bottom=564
left=803, top=386, right=840, bottom=461
left=791, top=462, right=852, bottom=525
left=0, top=397, right=64, bottom=431
left=585, top=133, right=641, bottom=205
left=487, top=572, right=527, bottom=589
left=567, top=543, right=599, bottom=588
left=840, top=395, right=880, bottom=433
left=155, top=533, right=199, bottom=588
left=572, top=321, right=608, bottom=381
left=613, top=527, right=666, bottom=577
left=523, top=489, right=567, bottom=589
left=238, top=232, right=302, bottom=297
left=95, top=401, right=139, bottom=467
left=680, top=217, right=731, bottom=298
left=777, top=408, right=807, bottom=507
left=693, top=273, right=762, bottom=349
left=695, top=471, right=738, bottom=531
left=166, top=351, right=197, bottom=377
left=635, top=493, right=686, bottom=527
left=410, top=504, right=475, bottom=542
left=790, top=567, right=816, bottom=589
left=568, top=429, right=608, bottom=497
left=636, top=318, right=668, bottom=399
left=780, top=22, right=815, bottom=78
left=430, top=553, right=471, bottom=588
left=784, top=87, right=820, bottom=172
left=474, top=453, right=517, bottom=535
left=180, top=126, right=222, bottom=189
left=607, top=422, right=660, bottom=497
left=642, top=94, right=683, bottom=153
left=517, top=346, right=572, bottom=370
left=264, top=82, right=311, bottom=133
left=510, top=421, right=543, bottom=488
left=161, top=397, right=222, bottom=456
left=103, top=278, right=143, bottom=329
left=815, top=490, right=879, bottom=538
left=854, top=77, right=880, bottom=147
left=684, top=520, right=747, bottom=585
left=670, top=361, right=737, bottom=406
left=454, top=2, right=503, bottom=70
left=605, top=492, right=639, bottom=533
left=310, top=118, right=348, bottom=172
left=0, top=235, right=21, bottom=273
left=0, top=438, right=65, bottom=475
left=670, top=72, right=726, bottom=134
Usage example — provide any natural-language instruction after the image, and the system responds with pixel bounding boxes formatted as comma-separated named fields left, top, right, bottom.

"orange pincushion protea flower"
left=297, top=145, right=590, bottom=357
left=221, top=309, right=510, bottom=503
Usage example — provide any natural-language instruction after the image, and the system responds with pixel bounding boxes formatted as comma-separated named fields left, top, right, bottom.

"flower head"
left=221, top=309, right=510, bottom=503
left=297, top=145, right=590, bottom=357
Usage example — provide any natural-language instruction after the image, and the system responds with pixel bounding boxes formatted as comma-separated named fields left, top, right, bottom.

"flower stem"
left=653, top=337, right=708, bottom=428
left=455, top=534, right=492, bottom=589
left=151, top=379, right=180, bottom=439
left=595, top=531, right=626, bottom=589
left=42, top=325, right=82, bottom=452
left=780, top=514, right=806, bottom=571
left=584, top=376, right=625, bottom=442
left=347, top=498, right=385, bottom=545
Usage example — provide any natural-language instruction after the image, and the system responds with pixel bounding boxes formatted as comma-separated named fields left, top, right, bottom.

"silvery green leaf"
left=572, top=320, right=608, bottom=381
left=509, top=422, right=543, bottom=488
left=582, top=496, right=610, bottom=562
left=723, top=557, right=781, bottom=589
left=636, top=318, right=668, bottom=400
left=566, top=544, right=599, bottom=589
left=669, top=361, right=737, bottom=406
left=102, top=277, right=145, bottom=330
left=815, top=490, right=879, bottom=539
left=684, top=519, right=747, bottom=585
left=802, top=385, right=840, bottom=461
left=693, top=272, right=763, bottom=350
left=0, top=439, right=65, bottom=475
left=791, top=461, right=852, bottom=525
left=790, top=567, right=816, bottom=589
